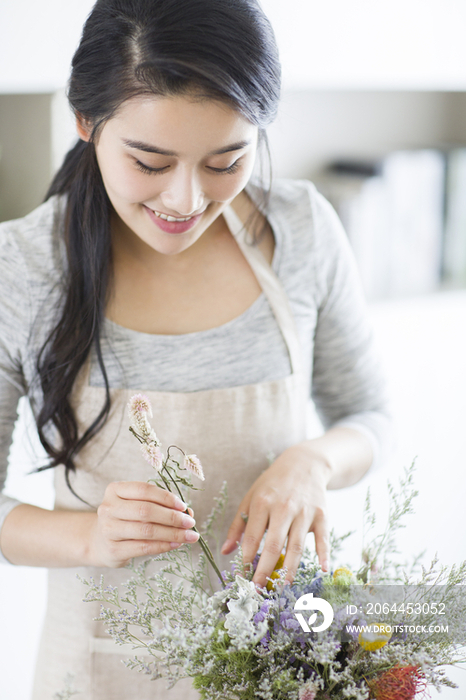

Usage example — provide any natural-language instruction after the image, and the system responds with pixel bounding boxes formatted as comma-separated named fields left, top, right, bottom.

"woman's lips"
left=144, top=205, right=203, bottom=234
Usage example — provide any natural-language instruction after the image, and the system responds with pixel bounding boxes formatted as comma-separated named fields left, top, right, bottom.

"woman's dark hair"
left=37, top=0, right=281, bottom=490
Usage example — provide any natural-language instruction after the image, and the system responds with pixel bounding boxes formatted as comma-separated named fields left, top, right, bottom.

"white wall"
left=262, top=0, right=466, bottom=90
left=2, top=0, right=466, bottom=93
left=0, top=1, right=95, bottom=93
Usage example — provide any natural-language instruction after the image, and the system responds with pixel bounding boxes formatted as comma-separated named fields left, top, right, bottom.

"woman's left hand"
left=220, top=442, right=331, bottom=588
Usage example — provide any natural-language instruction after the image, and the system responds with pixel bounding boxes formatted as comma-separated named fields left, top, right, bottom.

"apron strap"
left=222, top=205, right=303, bottom=377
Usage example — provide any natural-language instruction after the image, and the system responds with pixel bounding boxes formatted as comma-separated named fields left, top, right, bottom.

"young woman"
left=0, top=0, right=390, bottom=697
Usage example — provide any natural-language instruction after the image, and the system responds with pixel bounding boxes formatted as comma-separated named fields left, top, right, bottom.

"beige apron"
left=32, top=206, right=315, bottom=700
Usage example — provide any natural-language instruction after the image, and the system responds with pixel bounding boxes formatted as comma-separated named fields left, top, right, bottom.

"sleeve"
left=309, top=186, right=392, bottom=472
left=0, top=224, right=30, bottom=564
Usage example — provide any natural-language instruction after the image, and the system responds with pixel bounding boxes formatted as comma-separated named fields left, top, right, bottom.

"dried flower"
left=81, top=461, right=466, bottom=700
left=358, top=623, right=392, bottom=651
left=367, top=665, right=426, bottom=700
left=140, top=443, right=163, bottom=471
left=224, top=576, right=261, bottom=632
left=127, top=393, right=160, bottom=444
left=267, top=552, right=286, bottom=591
left=333, top=567, right=354, bottom=585
left=128, top=393, right=152, bottom=417
left=183, top=454, right=205, bottom=481
left=125, top=395, right=224, bottom=588
left=298, top=678, right=319, bottom=700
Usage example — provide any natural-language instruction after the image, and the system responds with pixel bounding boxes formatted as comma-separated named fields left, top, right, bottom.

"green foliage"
left=357, top=460, right=419, bottom=583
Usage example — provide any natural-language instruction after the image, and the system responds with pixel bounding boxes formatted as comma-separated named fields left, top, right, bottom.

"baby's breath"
left=79, top=459, right=466, bottom=699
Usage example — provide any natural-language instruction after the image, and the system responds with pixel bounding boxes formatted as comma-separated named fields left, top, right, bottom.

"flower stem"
left=161, top=463, right=225, bottom=588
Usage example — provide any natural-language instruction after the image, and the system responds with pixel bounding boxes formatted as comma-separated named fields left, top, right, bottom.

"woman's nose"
left=160, top=166, right=204, bottom=216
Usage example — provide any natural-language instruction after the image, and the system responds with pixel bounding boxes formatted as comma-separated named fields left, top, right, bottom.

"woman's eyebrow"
left=121, top=138, right=251, bottom=156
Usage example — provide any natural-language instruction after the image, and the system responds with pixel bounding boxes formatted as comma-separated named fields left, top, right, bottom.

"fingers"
left=312, top=509, right=330, bottom=572
left=110, top=481, right=188, bottom=511
left=221, top=498, right=325, bottom=590
left=251, top=508, right=292, bottom=588
left=220, top=499, right=252, bottom=555
left=241, top=505, right=270, bottom=562
left=252, top=507, right=330, bottom=588
left=278, top=510, right=329, bottom=585
left=92, top=481, right=199, bottom=568
left=99, top=517, right=199, bottom=546
left=100, top=498, right=195, bottom=530
left=277, top=516, right=309, bottom=586
left=100, top=538, right=184, bottom=567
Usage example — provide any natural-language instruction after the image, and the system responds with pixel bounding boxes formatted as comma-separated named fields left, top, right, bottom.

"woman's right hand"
left=88, top=481, right=199, bottom=568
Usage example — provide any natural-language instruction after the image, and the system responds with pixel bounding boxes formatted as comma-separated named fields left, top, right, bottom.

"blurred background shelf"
left=2, top=88, right=466, bottom=300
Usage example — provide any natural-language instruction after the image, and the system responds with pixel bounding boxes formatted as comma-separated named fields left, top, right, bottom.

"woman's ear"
left=76, top=113, right=92, bottom=142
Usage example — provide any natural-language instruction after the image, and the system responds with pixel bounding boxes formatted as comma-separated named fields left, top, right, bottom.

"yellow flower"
left=332, top=567, right=354, bottom=585
left=266, top=553, right=286, bottom=591
left=358, top=623, right=392, bottom=651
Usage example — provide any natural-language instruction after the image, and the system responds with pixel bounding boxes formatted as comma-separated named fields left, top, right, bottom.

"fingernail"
left=221, top=539, right=232, bottom=554
left=174, top=497, right=188, bottom=510
left=185, top=530, right=199, bottom=542
left=181, top=514, right=196, bottom=528
left=322, top=560, right=329, bottom=572
left=170, top=542, right=182, bottom=548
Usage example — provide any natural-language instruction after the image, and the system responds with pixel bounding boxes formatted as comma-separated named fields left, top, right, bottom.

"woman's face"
left=80, top=94, right=259, bottom=257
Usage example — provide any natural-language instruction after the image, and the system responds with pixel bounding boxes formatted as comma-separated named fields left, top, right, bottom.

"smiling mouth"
left=150, top=208, right=205, bottom=223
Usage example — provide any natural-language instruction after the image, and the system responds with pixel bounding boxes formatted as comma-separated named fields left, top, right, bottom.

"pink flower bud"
left=141, top=443, right=163, bottom=471
left=183, top=454, right=205, bottom=481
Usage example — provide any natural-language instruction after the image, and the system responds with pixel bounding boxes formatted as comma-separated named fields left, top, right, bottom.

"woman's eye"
left=207, top=160, right=241, bottom=175
left=135, top=158, right=242, bottom=175
left=135, top=160, right=169, bottom=174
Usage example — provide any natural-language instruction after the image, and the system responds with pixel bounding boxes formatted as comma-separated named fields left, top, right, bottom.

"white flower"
left=140, top=443, right=164, bottom=471
left=208, top=586, right=234, bottom=613
left=183, top=454, right=205, bottom=481
left=224, top=576, right=261, bottom=632
left=148, top=427, right=160, bottom=444
left=225, top=597, right=258, bottom=625
left=235, top=575, right=261, bottom=601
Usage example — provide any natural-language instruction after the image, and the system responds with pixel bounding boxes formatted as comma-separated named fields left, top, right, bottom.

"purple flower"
left=254, top=600, right=272, bottom=624
left=220, top=571, right=235, bottom=588
left=283, top=617, right=302, bottom=632
left=259, top=629, right=271, bottom=649
left=278, top=609, right=303, bottom=634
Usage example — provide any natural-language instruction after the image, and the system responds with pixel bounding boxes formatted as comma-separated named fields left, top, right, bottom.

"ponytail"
left=36, top=140, right=112, bottom=493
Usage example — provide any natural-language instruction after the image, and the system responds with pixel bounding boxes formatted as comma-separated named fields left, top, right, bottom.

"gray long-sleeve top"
left=0, top=179, right=391, bottom=563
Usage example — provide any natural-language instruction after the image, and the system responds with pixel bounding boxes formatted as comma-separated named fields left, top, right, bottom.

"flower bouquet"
left=80, top=396, right=466, bottom=700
